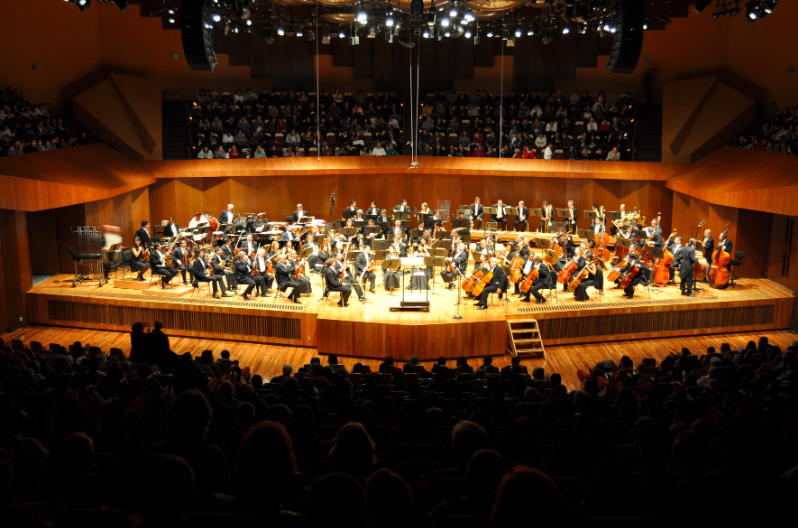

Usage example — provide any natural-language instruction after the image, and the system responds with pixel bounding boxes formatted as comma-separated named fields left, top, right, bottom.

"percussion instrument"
left=187, top=212, right=219, bottom=243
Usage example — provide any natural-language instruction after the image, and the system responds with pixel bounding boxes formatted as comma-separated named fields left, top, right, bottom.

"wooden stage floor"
left=26, top=272, right=795, bottom=361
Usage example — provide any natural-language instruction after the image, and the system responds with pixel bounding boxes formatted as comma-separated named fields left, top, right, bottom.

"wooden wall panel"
left=512, top=37, right=534, bottom=93
left=433, top=38, right=455, bottom=93
left=767, top=214, right=798, bottom=292
left=392, top=41, right=410, bottom=93
left=27, top=210, right=59, bottom=276
left=374, top=37, right=394, bottom=91
left=0, top=210, right=31, bottom=328
left=453, top=37, right=475, bottom=80
left=736, top=209, right=771, bottom=279
left=353, top=38, right=375, bottom=79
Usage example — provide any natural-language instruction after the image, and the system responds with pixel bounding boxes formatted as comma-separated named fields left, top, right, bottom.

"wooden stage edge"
left=26, top=275, right=795, bottom=361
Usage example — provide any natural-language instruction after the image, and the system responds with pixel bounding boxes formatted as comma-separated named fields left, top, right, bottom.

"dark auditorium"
left=3, top=0, right=798, bottom=526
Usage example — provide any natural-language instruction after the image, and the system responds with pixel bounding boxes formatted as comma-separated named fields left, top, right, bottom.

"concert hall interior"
left=2, top=0, right=798, bottom=525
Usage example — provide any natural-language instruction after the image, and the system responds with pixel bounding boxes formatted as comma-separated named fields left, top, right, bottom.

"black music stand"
left=342, top=209, right=356, bottom=220
left=382, top=259, right=400, bottom=295
left=614, top=237, right=633, bottom=264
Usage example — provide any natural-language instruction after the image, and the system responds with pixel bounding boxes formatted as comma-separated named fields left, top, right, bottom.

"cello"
left=471, top=267, right=494, bottom=297
left=508, top=251, right=524, bottom=283
left=557, top=254, right=581, bottom=284
left=462, top=264, right=486, bottom=293
left=708, top=223, right=731, bottom=289
left=618, top=261, right=641, bottom=289
left=519, top=265, right=539, bottom=294
left=653, top=229, right=678, bottom=285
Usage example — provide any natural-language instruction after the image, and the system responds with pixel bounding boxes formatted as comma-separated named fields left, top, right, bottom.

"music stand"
left=340, top=227, right=359, bottom=240
left=353, top=220, right=366, bottom=229
left=393, top=211, right=412, bottom=222
left=342, top=209, right=356, bottom=220
left=382, top=259, right=401, bottom=295
left=645, top=246, right=663, bottom=298
left=577, top=228, right=592, bottom=240
left=372, top=240, right=390, bottom=252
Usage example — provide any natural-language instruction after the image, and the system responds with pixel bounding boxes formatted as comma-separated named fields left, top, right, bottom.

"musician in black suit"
left=541, top=201, right=554, bottom=233
left=323, top=258, right=352, bottom=307
left=476, top=256, right=508, bottom=310
left=238, top=234, right=260, bottom=255
left=564, top=200, right=578, bottom=234
left=163, top=217, right=180, bottom=238
left=221, top=238, right=236, bottom=263
left=470, top=197, right=484, bottom=229
left=245, top=216, right=258, bottom=233
left=394, top=199, right=410, bottom=213
left=667, top=236, right=684, bottom=282
left=514, top=201, right=529, bottom=232
left=492, top=200, right=508, bottom=231
left=292, top=204, right=308, bottom=223
left=275, top=254, right=302, bottom=303
left=521, top=255, right=550, bottom=304
left=617, top=253, right=650, bottom=299
left=281, top=225, right=300, bottom=252
left=345, top=200, right=359, bottom=217
left=355, top=246, right=377, bottom=293
left=130, top=236, right=150, bottom=281
left=252, top=248, right=274, bottom=295
left=560, top=247, right=586, bottom=291
left=135, top=221, right=155, bottom=248
left=233, top=252, right=256, bottom=300
left=219, top=204, right=237, bottom=233
left=676, top=239, right=698, bottom=296
left=366, top=202, right=380, bottom=216
left=212, top=247, right=236, bottom=291
left=150, top=242, right=178, bottom=288
left=441, top=242, right=468, bottom=289
left=378, top=209, right=392, bottom=225
left=701, top=229, right=714, bottom=261
left=362, top=219, right=380, bottom=247
left=334, top=253, right=365, bottom=301
left=172, top=239, right=192, bottom=285
left=389, top=220, right=406, bottom=239
left=191, top=249, right=227, bottom=298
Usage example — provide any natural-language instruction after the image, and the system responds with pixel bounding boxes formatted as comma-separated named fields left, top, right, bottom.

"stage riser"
left=518, top=300, right=792, bottom=345
left=316, top=320, right=507, bottom=361
left=27, top=294, right=315, bottom=347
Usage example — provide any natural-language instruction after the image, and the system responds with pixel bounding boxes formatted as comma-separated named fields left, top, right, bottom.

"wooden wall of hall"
left=0, top=209, right=32, bottom=330
left=148, top=176, right=674, bottom=236
left=671, top=191, right=771, bottom=280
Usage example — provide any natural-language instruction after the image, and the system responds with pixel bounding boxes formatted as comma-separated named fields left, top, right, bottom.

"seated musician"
left=267, top=241, right=281, bottom=258
left=334, top=252, right=365, bottom=301
left=150, top=242, right=179, bottom=288
left=394, top=199, right=410, bottom=213
left=130, top=236, right=150, bottom=281
left=475, top=256, right=508, bottom=311
left=192, top=249, right=227, bottom=298
left=366, top=202, right=380, bottom=216
left=362, top=219, right=380, bottom=246
left=281, top=225, right=300, bottom=252
left=383, top=246, right=401, bottom=292
left=573, top=255, right=604, bottom=302
left=171, top=239, right=193, bottom=285
left=252, top=248, right=274, bottom=295
left=645, top=221, right=664, bottom=248
left=451, top=211, right=471, bottom=241
left=615, top=253, right=650, bottom=299
left=555, top=232, right=575, bottom=272
left=234, top=252, right=257, bottom=301
left=378, top=209, right=392, bottom=225
left=515, top=200, right=528, bottom=232
left=389, top=219, right=406, bottom=239
left=275, top=254, right=302, bottom=304
left=520, top=255, right=550, bottom=304
left=212, top=247, right=236, bottom=292
left=441, top=242, right=468, bottom=290
left=393, top=235, right=408, bottom=257
left=561, top=246, right=586, bottom=291
left=222, top=238, right=236, bottom=262
left=355, top=245, right=377, bottom=293
left=467, top=253, right=490, bottom=298
left=238, top=234, right=259, bottom=255
left=288, top=250, right=312, bottom=294
left=323, top=258, right=352, bottom=307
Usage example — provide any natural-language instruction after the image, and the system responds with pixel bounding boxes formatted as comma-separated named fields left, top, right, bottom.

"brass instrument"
left=612, top=206, right=645, bottom=231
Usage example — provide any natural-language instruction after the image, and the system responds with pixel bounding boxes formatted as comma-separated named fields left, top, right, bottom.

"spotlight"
left=563, top=25, right=570, bottom=34
left=357, top=10, right=368, bottom=23
left=487, top=29, right=494, bottom=37
left=296, top=28, right=303, bottom=37
left=232, top=24, right=239, bottom=34
left=246, top=19, right=252, bottom=26
left=527, top=28, right=534, bottom=36
left=465, top=30, right=472, bottom=38
left=78, top=0, right=91, bottom=11
left=168, top=17, right=175, bottom=24
left=656, top=14, right=672, bottom=25
left=603, top=22, right=611, bottom=31
left=643, top=16, right=650, bottom=29
left=465, top=11, right=475, bottom=22
left=763, top=0, right=775, bottom=13
left=339, top=30, right=346, bottom=38
left=212, top=12, right=221, bottom=22
left=461, top=18, right=469, bottom=26
left=445, top=30, right=451, bottom=37
left=277, top=26, right=285, bottom=36
left=441, top=17, right=450, bottom=27
left=610, top=25, right=617, bottom=33
left=515, top=28, right=522, bottom=38
left=423, top=28, right=430, bottom=38
left=694, top=0, right=711, bottom=13
left=168, top=9, right=175, bottom=15
left=386, top=16, right=395, bottom=27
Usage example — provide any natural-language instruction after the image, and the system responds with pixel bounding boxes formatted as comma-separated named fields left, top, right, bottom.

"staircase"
left=506, top=319, right=546, bottom=359
left=162, top=101, right=191, bottom=160
left=632, top=103, right=663, bottom=162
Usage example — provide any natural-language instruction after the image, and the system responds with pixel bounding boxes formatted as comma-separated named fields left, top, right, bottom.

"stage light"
left=423, top=28, right=430, bottom=38
left=277, top=26, right=285, bottom=36
left=643, top=15, right=650, bottom=29
left=441, top=17, right=450, bottom=27
left=357, top=10, right=368, bottom=23
left=168, top=17, right=175, bottom=24
left=487, top=29, right=494, bottom=37
left=296, top=28, right=303, bottom=37
left=763, top=0, right=775, bottom=13
left=461, top=18, right=469, bottom=26
left=656, top=14, right=672, bottom=25
left=694, top=0, right=711, bottom=13
left=212, top=12, right=221, bottom=22
left=168, top=8, right=175, bottom=15
left=386, top=16, right=395, bottom=27
left=746, top=1, right=758, bottom=20
left=610, top=25, right=617, bottom=33
left=232, top=24, right=239, bottom=34
left=515, top=27, right=522, bottom=38
left=246, top=19, right=252, bottom=26
left=445, top=30, right=451, bottom=37
left=562, top=25, right=570, bottom=34
left=339, top=29, right=346, bottom=38
left=527, top=28, right=534, bottom=36
left=465, top=30, right=472, bottom=38
left=79, top=0, right=91, bottom=11
left=465, top=11, right=475, bottom=22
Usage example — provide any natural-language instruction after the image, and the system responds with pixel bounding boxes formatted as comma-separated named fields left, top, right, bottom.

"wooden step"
left=511, top=327, right=539, bottom=334
left=514, top=338, right=541, bottom=346
left=506, top=318, right=546, bottom=360
left=113, top=279, right=151, bottom=290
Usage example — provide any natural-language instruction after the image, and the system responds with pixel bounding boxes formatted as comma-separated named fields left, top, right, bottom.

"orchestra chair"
left=149, top=266, right=175, bottom=289
left=320, top=274, right=342, bottom=304
left=117, top=249, right=133, bottom=279
left=190, top=279, right=210, bottom=298
left=729, top=251, right=745, bottom=288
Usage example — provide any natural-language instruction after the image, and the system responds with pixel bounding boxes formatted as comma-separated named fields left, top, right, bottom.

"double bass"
left=653, top=229, right=678, bottom=285
left=708, top=223, right=731, bottom=289
left=693, top=218, right=708, bottom=281
left=594, top=229, right=611, bottom=263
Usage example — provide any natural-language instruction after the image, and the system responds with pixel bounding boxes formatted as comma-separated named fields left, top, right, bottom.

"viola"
left=471, top=269, right=494, bottom=297
left=557, top=256, right=580, bottom=284
left=708, top=222, right=731, bottom=288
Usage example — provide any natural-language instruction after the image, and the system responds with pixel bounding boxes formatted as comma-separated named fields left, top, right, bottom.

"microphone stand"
left=453, top=262, right=467, bottom=320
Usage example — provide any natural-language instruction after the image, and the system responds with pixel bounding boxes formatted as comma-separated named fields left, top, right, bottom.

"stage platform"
left=26, top=272, right=794, bottom=361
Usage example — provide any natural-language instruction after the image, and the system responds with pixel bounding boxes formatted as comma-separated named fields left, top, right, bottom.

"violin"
left=293, top=258, right=307, bottom=280
left=708, top=222, right=731, bottom=288
left=339, top=259, right=350, bottom=281
left=142, top=248, right=150, bottom=262
left=471, top=267, right=494, bottom=297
